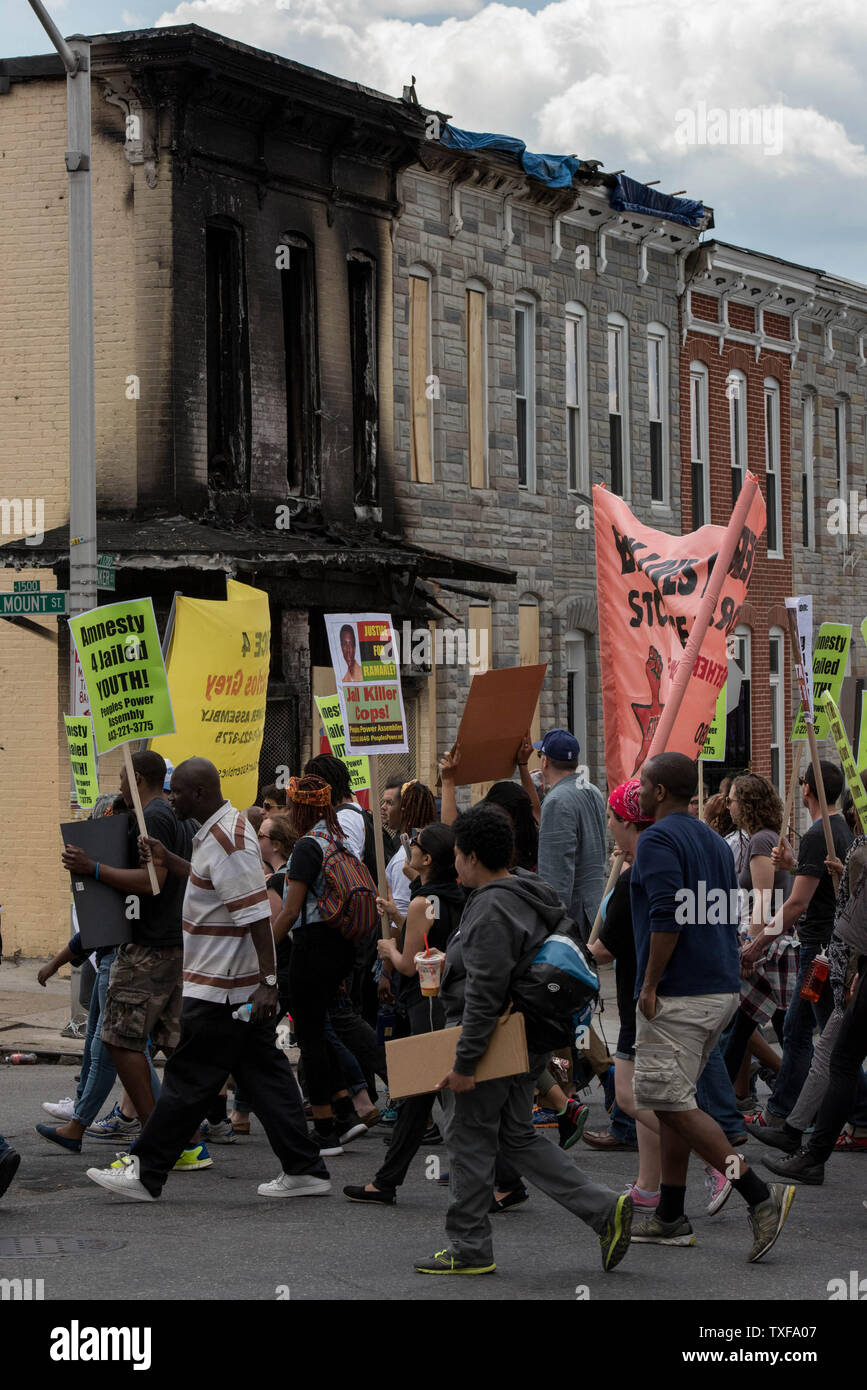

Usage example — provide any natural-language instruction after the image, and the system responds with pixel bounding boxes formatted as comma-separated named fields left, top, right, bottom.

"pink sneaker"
left=623, top=1182, right=659, bottom=1210
left=703, top=1156, right=743, bottom=1215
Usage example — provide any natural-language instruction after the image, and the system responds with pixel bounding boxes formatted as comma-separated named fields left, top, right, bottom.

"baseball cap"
left=533, top=728, right=580, bottom=762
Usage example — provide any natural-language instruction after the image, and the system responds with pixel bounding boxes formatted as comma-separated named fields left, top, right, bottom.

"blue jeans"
left=609, top=1100, right=638, bottom=1146
left=697, top=1043, right=745, bottom=1139
left=768, top=943, right=834, bottom=1119
left=74, top=951, right=161, bottom=1128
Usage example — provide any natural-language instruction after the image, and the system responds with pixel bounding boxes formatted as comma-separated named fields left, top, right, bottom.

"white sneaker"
left=85, top=1152, right=156, bottom=1202
left=257, top=1171, right=332, bottom=1198
left=200, top=1119, right=236, bottom=1144
left=336, top=1120, right=368, bottom=1145
left=42, top=1097, right=76, bottom=1120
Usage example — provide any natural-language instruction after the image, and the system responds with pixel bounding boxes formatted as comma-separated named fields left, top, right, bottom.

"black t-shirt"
left=267, top=868, right=291, bottom=969
left=598, top=868, right=636, bottom=1033
left=287, top=837, right=324, bottom=887
left=128, top=798, right=188, bottom=948
left=796, top=814, right=854, bottom=947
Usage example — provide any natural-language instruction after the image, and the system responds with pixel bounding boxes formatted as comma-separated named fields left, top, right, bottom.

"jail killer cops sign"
left=324, top=613, right=408, bottom=755
left=68, top=599, right=175, bottom=754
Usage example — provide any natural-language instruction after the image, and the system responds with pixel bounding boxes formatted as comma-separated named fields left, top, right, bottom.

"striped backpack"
left=304, top=829, right=379, bottom=944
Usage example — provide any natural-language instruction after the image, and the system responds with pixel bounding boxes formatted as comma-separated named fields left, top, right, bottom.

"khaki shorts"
left=101, top=943, right=183, bottom=1054
left=633, top=991, right=739, bottom=1112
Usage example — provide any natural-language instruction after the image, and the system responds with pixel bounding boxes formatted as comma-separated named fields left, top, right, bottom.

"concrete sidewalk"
left=0, top=960, right=85, bottom=1062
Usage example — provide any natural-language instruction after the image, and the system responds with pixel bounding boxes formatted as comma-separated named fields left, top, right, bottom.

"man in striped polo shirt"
left=86, top=758, right=330, bottom=1202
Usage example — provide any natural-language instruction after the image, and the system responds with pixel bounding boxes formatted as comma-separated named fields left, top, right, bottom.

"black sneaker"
left=749, top=1123, right=801, bottom=1155
left=423, top=1124, right=443, bottom=1145
left=760, top=1149, right=824, bottom=1185
left=0, top=1148, right=21, bottom=1200
left=343, top=1184, right=396, bottom=1205
left=312, top=1128, right=344, bottom=1157
left=414, top=1249, right=496, bottom=1275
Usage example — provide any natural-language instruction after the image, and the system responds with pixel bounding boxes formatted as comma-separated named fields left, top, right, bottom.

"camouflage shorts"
left=101, top=943, right=183, bottom=1054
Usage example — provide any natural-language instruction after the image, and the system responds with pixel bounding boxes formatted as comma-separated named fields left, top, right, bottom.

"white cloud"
left=153, top=0, right=867, bottom=276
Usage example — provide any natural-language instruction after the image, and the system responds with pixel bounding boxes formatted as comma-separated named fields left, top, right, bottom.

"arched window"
left=408, top=265, right=434, bottom=483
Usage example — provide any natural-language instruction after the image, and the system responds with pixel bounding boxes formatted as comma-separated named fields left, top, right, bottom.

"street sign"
left=97, top=553, right=117, bottom=590
left=0, top=590, right=67, bottom=617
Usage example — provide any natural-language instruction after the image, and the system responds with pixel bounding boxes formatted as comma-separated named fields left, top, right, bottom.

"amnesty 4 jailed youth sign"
left=791, top=623, right=851, bottom=741
left=64, top=715, right=99, bottom=809
left=152, top=580, right=270, bottom=810
left=324, top=613, right=408, bottom=755
left=314, top=695, right=370, bottom=794
left=68, top=599, right=175, bottom=755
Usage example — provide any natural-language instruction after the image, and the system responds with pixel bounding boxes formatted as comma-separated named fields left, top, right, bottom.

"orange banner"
left=594, top=485, right=766, bottom=787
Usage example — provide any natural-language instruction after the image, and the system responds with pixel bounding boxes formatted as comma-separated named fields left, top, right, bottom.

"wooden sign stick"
left=122, top=742, right=161, bottom=895
left=367, top=755, right=392, bottom=940
left=778, top=741, right=804, bottom=850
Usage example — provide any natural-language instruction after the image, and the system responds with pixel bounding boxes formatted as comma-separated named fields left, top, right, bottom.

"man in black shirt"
left=61, top=751, right=193, bottom=1136
left=742, top=760, right=852, bottom=1129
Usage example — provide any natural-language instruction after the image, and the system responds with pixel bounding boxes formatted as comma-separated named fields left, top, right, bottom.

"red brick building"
left=680, top=241, right=797, bottom=797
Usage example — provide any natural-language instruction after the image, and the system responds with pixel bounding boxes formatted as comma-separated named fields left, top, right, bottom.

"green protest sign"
left=64, top=715, right=99, bottom=809
left=699, top=683, right=727, bottom=761
left=819, top=691, right=867, bottom=832
left=68, top=599, right=175, bottom=755
left=791, top=623, right=851, bottom=741
left=315, top=695, right=370, bottom=794
left=859, top=690, right=867, bottom=773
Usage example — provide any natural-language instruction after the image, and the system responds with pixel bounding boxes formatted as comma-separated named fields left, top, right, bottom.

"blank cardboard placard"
left=452, top=664, right=547, bottom=786
left=59, top=815, right=134, bottom=952
left=385, top=1011, right=529, bottom=1099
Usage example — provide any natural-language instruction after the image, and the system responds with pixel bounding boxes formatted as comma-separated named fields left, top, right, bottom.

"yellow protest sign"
left=314, top=695, right=370, bottom=794
left=64, top=715, right=99, bottom=809
left=152, top=583, right=270, bottom=808
left=699, top=684, right=727, bottom=761
left=819, top=691, right=867, bottom=832
left=791, top=623, right=851, bottom=741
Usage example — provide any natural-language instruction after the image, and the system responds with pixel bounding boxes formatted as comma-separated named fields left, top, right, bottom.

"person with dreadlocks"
left=273, top=774, right=371, bottom=1157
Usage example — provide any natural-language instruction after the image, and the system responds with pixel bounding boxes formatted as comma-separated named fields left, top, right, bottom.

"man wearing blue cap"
left=535, top=730, right=607, bottom=944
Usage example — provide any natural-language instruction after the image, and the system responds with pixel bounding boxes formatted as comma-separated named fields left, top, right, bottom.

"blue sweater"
left=630, top=812, right=741, bottom=998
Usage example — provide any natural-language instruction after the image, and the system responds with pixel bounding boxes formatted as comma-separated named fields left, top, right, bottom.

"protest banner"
left=314, top=694, right=371, bottom=796
left=791, top=622, right=851, bottom=741
left=152, top=582, right=270, bottom=812
left=859, top=690, right=867, bottom=773
left=69, top=598, right=175, bottom=893
left=819, top=691, right=867, bottom=835
left=64, top=715, right=99, bottom=809
left=324, top=613, right=408, bottom=934
left=699, top=684, right=727, bottom=761
left=450, top=665, right=547, bottom=787
left=594, top=474, right=765, bottom=786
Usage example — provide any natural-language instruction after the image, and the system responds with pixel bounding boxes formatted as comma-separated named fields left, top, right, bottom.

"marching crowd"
left=1, top=727, right=865, bottom=1279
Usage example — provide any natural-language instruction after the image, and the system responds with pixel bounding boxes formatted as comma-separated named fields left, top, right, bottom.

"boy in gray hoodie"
left=414, top=803, right=633, bottom=1276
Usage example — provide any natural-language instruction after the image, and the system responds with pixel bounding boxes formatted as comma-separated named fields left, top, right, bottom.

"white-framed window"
left=647, top=322, right=669, bottom=505
left=565, top=631, right=588, bottom=773
left=801, top=391, right=815, bottom=550
left=565, top=302, right=589, bottom=494
left=728, top=369, right=747, bottom=507
left=466, top=280, right=488, bottom=488
left=515, top=295, right=536, bottom=491
left=690, top=361, right=710, bottom=528
left=769, top=627, right=785, bottom=796
left=607, top=313, right=630, bottom=496
left=764, top=378, right=782, bottom=556
left=408, top=265, right=434, bottom=484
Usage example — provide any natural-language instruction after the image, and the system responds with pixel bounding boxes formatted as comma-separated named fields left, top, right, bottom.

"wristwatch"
left=261, top=973, right=277, bottom=987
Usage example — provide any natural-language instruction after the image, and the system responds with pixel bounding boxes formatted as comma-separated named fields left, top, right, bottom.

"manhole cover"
left=0, top=1236, right=127, bottom=1257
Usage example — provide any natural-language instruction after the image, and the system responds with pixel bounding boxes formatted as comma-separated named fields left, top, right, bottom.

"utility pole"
left=27, top=6, right=97, bottom=783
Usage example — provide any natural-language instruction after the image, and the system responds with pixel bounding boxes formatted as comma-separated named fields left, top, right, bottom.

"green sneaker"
left=630, top=1211, right=695, bottom=1246
left=172, top=1143, right=213, bottom=1171
left=598, top=1193, right=633, bottom=1271
left=414, top=1249, right=496, bottom=1275
left=747, top=1182, right=795, bottom=1263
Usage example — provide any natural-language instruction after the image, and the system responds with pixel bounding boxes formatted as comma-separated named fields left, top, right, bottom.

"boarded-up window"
left=467, top=288, right=487, bottom=488
left=409, top=275, right=433, bottom=483
left=348, top=254, right=378, bottom=505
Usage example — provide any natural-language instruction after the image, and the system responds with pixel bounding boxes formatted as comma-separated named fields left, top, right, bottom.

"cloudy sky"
left=4, top=0, right=866, bottom=283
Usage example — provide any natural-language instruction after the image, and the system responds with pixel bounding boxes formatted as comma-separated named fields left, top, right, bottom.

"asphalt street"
left=1, top=1062, right=865, bottom=1305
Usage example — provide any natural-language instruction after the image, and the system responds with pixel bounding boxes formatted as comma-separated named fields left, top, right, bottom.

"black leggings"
left=723, top=1005, right=785, bottom=1083
left=809, top=962, right=867, bottom=1161
left=288, top=924, right=357, bottom=1107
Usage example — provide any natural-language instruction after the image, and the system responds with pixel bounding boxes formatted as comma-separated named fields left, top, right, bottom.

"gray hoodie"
left=440, top=871, right=567, bottom=1075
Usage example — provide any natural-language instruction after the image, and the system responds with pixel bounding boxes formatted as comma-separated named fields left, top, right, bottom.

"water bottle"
left=4, top=1052, right=37, bottom=1064
left=800, top=950, right=830, bottom=1003
left=232, top=1004, right=253, bottom=1023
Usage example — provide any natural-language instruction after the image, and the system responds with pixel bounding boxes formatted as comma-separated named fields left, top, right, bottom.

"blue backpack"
left=510, top=924, right=600, bottom=1052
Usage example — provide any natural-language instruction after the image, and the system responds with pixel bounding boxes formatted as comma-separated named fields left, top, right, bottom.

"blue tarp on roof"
left=610, top=174, right=705, bottom=228
left=439, top=124, right=581, bottom=190
left=438, top=124, right=706, bottom=225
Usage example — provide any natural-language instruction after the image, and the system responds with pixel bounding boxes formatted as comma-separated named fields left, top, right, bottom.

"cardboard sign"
left=791, top=623, right=851, bottom=741
left=385, top=1011, right=529, bottom=1099
left=68, top=599, right=175, bottom=756
left=324, top=613, right=408, bottom=755
left=819, top=691, right=867, bottom=832
left=64, top=715, right=99, bottom=809
left=59, top=815, right=133, bottom=952
left=451, top=664, right=547, bottom=787
left=699, top=683, right=727, bottom=761
left=314, top=694, right=370, bottom=793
